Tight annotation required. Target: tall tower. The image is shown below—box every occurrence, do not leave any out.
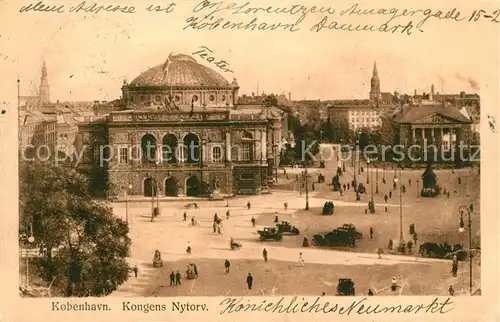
[369,61,381,102]
[39,61,50,105]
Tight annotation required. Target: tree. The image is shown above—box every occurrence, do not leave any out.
[320,117,335,142]
[263,94,278,107]
[20,160,131,297]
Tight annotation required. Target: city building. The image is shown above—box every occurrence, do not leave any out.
[19,109,57,156]
[77,53,286,198]
[390,103,473,163]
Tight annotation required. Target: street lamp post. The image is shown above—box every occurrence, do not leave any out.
[416,180,420,198]
[367,160,374,204]
[375,165,379,194]
[459,205,473,295]
[126,184,133,223]
[25,223,34,288]
[304,167,309,210]
[394,176,404,248]
[366,159,370,184]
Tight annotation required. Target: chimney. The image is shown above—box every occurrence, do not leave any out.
[288,92,291,101]
[430,84,435,101]
[414,89,417,96]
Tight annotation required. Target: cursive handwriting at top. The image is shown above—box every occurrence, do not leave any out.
[192,46,234,73]
[340,3,465,30]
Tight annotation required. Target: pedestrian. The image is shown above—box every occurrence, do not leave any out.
[340,189,343,196]
[226,210,230,220]
[186,241,191,254]
[451,263,458,277]
[458,177,461,184]
[389,190,392,199]
[217,224,222,235]
[413,232,418,244]
[408,178,411,186]
[133,265,138,278]
[321,292,326,296]
[384,194,388,203]
[365,208,368,214]
[393,181,397,190]
[169,271,175,286]
[284,202,288,211]
[347,183,350,190]
[263,248,268,262]
[312,182,315,191]
[183,212,187,221]
[194,203,199,209]
[175,270,181,286]
[224,259,230,274]
[299,252,304,266]
[377,247,383,259]
[193,263,198,277]
[213,222,217,233]
[246,273,253,290]
[368,289,374,296]
[391,277,397,291]
[343,184,346,191]
[247,201,251,210]
[369,227,374,239]
[449,285,455,296]
[251,217,256,227]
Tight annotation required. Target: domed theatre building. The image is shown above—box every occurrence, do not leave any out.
[77,53,287,198]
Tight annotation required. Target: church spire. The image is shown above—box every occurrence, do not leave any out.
[373,61,378,77]
[369,61,381,102]
[39,60,50,105]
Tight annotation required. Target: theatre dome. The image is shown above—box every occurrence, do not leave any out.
[130,54,230,87]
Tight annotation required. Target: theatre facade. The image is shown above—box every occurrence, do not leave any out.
[77,53,287,198]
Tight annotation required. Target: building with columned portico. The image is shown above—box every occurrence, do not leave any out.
[77,53,286,198]
[391,103,473,164]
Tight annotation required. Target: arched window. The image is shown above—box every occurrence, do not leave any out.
[141,134,157,164]
[183,133,200,164]
[162,134,178,164]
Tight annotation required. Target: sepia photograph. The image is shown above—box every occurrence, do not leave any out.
[1,0,499,320]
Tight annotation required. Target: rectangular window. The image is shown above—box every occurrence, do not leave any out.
[212,146,222,163]
[242,143,252,161]
[119,147,129,164]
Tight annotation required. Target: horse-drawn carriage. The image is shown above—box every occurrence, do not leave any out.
[153,250,163,268]
[336,278,355,296]
[257,227,283,241]
[276,221,300,235]
[357,183,366,194]
[186,263,198,280]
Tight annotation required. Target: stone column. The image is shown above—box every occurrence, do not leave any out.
[225,132,231,161]
[430,127,435,144]
[261,131,267,162]
[440,128,444,150]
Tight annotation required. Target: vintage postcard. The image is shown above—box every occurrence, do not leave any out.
[1,0,499,320]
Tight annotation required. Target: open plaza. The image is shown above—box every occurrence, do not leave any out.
[110,144,481,297]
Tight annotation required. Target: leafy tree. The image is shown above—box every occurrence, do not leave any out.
[263,94,278,107]
[320,117,335,142]
[20,160,131,297]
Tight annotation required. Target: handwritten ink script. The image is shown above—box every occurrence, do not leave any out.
[219,297,454,315]
[18,0,500,36]
[192,46,234,73]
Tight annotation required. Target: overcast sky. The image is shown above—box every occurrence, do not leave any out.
[1,0,496,104]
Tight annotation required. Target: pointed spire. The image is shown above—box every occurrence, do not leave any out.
[39,60,50,105]
[373,61,378,77]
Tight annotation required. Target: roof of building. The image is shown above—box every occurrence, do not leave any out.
[392,104,472,124]
[129,54,232,87]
